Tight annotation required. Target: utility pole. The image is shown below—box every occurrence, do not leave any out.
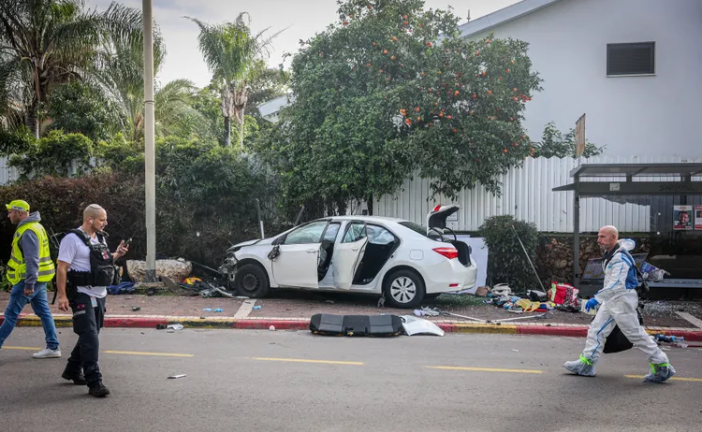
[143,0,157,282]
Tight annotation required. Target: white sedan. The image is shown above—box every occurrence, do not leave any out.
[219,205,478,308]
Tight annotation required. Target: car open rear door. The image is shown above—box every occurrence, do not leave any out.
[332,221,368,290]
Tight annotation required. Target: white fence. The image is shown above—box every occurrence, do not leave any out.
[373,156,702,233]
[0,156,18,185]
[4,154,699,233]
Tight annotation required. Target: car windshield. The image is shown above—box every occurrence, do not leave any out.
[398,221,429,238]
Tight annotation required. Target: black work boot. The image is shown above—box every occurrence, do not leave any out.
[62,370,88,385]
[88,381,111,398]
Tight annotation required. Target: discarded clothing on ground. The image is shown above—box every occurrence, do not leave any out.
[309,314,403,337]
[107,281,136,295]
[549,282,580,307]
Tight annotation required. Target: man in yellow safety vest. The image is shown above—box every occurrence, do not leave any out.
[0,200,61,360]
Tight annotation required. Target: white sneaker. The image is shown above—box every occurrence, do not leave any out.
[32,348,61,359]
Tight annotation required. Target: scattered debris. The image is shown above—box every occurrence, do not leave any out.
[168,374,186,379]
[269,325,276,331]
[107,282,136,295]
[401,315,444,337]
[512,349,519,353]
[325,300,335,304]
[377,297,385,308]
[413,306,440,317]
[253,305,262,310]
[214,308,223,313]
[203,308,212,312]
[131,306,141,312]
[167,324,184,331]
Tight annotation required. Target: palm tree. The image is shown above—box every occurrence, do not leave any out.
[187,13,282,147]
[0,1,142,138]
[93,9,205,141]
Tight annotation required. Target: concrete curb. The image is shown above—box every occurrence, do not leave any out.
[4,315,702,341]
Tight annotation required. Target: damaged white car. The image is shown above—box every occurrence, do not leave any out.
[220,205,478,309]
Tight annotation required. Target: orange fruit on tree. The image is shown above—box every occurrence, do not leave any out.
[392,36,397,42]
[454,90,459,96]
[403,15,408,19]
[487,90,492,95]
[342,21,349,26]
[475,51,480,56]
[503,149,508,153]
[415,107,421,112]
[383,49,388,54]
[505,68,510,73]
[404,21,409,25]
[391,56,396,60]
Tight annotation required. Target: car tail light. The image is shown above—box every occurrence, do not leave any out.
[433,247,458,260]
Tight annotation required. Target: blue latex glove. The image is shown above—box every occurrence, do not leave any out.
[585,298,599,313]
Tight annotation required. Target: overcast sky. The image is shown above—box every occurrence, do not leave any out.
[88,0,520,88]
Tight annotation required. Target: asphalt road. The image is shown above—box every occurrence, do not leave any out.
[1,327,701,432]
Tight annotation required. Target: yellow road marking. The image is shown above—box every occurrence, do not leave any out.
[2,346,40,351]
[104,350,193,357]
[625,375,702,383]
[427,366,543,374]
[254,357,364,366]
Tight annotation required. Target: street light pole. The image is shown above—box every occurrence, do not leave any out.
[143,0,157,282]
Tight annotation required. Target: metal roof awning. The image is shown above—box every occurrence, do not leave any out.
[553,163,702,196]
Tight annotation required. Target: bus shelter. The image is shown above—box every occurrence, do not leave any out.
[552,163,702,295]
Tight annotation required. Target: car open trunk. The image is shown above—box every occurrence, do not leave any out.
[427,205,471,266]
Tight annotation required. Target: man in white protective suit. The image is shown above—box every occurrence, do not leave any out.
[564,225,675,383]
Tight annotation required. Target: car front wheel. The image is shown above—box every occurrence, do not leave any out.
[234,263,270,298]
[383,269,425,309]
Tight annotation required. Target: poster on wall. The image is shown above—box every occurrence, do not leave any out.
[673,205,693,231]
[696,205,702,230]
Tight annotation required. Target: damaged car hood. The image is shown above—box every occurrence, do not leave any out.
[227,237,277,253]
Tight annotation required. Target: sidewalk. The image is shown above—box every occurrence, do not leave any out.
[2,291,702,340]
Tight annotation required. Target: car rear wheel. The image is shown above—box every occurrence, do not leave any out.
[383,269,425,309]
[234,263,270,298]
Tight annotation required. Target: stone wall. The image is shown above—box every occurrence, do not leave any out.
[535,234,653,284]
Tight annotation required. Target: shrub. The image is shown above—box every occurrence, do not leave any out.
[478,215,539,293]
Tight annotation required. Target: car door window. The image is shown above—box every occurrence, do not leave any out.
[366,225,396,245]
[342,222,367,243]
[283,221,329,245]
[322,222,341,243]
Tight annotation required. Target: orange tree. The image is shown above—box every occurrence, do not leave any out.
[257,0,541,210]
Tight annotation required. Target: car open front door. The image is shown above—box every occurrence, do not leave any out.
[332,221,368,290]
[271,220,329,288]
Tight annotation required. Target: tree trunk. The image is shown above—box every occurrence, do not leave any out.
[238,105,246,148]
[224,115,231,147]
[220,83,234,147]
[27,98,40,139]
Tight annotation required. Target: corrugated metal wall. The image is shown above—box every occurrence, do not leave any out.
[374,156,702,233]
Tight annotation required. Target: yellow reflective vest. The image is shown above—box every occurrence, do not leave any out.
[6,222,56,285]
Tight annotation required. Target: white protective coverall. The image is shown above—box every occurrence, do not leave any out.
[581,239,668,365]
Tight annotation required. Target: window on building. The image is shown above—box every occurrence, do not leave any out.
[607,42,655,76]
